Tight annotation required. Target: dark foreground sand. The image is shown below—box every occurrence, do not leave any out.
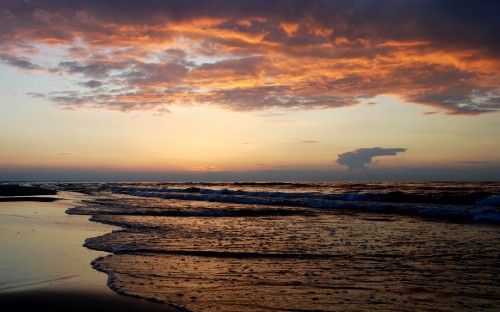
[0,191,182,312]
[0,289,180,312]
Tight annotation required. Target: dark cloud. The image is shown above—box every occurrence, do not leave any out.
[46,89,178,112]
[199,86,290,111]
[195,56,264,78]
[26,92,46,98]
[337,147,407,171]
[301,141,318,144]
[58,61,123,79]
[119,61,189,87]
[201,85,356,111]
[0,1,498,114]
[161,48,195,67]
[80,80,102,88]
[404,85,500,115]
[0,54,40,70]
[3,0,498,50]
[47,91,94,109]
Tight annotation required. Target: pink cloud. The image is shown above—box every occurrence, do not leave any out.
[1,0,498,115]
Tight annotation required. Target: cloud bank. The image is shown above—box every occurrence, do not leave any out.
[336,147,407,171]
[0,0,499,114]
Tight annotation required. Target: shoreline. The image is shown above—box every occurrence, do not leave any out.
[0,191,182,311]
[0,196,59,202]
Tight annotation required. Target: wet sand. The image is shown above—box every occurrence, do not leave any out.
[0,192,182,311]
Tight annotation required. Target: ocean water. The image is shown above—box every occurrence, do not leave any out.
[54,181,499,311]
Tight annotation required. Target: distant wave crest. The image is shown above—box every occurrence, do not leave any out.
[103,185,500,224]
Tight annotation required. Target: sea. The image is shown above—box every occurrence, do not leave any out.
[46,181,500,311]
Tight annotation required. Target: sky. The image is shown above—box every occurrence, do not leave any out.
[0,0,499,182]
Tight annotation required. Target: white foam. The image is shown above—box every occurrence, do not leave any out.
[476,195,500,207]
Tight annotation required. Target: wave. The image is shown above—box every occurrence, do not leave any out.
[112,185,499,206]
[86,243,410,260]
[109,186,500,224]
[66,199,309,219]
[476,195,500,207]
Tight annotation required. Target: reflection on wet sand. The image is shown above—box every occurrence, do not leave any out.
[0,193,180,311]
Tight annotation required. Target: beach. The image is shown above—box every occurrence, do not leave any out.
[1,182,499,311]
[66,182,500,311]
[0,191,181,312]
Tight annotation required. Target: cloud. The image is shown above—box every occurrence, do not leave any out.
[185,166,221,172]
[0,54,40,70]
[301,141,318,144]
[0,1,498,114]
[26,92,46,98]
[79,80,102,88]
[336,147,407,171]
[118,61,189,87]
[57,60,128,79]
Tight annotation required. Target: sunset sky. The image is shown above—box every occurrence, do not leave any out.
[1,0,499,181]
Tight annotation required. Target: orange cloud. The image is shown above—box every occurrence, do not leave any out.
[1,0,498,115]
